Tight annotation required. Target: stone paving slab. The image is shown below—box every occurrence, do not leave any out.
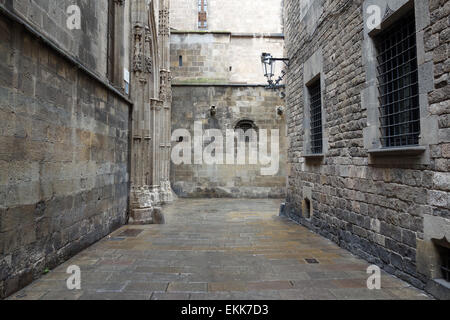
[8,199,432,300]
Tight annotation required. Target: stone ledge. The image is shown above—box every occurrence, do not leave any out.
[303,153,325,159]
[368,146,426,156]
[171,30,285,39]
[425,279,450,300]
[172,83,270,87]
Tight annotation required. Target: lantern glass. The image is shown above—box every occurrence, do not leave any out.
[269,59,275,81]
[261,53,275,82]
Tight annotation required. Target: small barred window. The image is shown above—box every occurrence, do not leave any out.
[308,79,323,154]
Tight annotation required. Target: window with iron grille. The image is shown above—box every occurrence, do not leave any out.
[198,0,208,29]
[376,12,420,148]
[440,246,450,282]
[308,79,323,154]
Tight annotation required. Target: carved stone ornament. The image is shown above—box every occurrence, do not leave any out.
[133,25,153,74]
[159,70,172,102]
[159,8,170,36]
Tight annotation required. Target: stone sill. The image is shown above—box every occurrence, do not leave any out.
[303,153,325,159]
[426,278,450,300]
[368,146,426,156]
[172,83,270,87]
[171,30,285,39]
[171,30,231,34]
[434,278,450,289]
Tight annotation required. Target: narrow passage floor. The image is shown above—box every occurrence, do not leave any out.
[10,199,431,300]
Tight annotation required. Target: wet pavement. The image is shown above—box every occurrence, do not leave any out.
[8,199,431,300]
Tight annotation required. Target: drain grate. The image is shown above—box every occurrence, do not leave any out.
[117,229,143,237]
[305,258,319,264]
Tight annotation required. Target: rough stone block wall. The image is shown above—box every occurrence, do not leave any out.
[169,0,198,31]
[207,0,284,34]
[169,0,284,34]
[428,0,450,175]
[0,15,130,298]
[284,0,449,292]
[170,33,285,85]
[171,33,231,83]
[2,0,109,76]
[171,85,287,198]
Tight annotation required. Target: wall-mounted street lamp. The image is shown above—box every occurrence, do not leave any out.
[210,105,216,117]
[261,52,289,92]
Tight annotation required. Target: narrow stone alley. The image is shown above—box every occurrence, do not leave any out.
[9,199,431,300]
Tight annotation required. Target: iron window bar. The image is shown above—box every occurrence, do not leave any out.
[376,11,420,148]
[378,79,419,99]
[308,80,323,154]
[377,64,418,88]
[376,34,417,65]
[376,47,417,70]
[442,247,450,282]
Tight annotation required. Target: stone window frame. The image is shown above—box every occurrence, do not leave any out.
[233,119,259,144]
[307,78,323,154]
[362,0,438,165]
[234,119,258,132]
[198,0,208,29]
[302,48,328,159]
[107,0,126,88]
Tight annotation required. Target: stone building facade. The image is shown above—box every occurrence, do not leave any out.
[169,0,287,198]
[0,0,172,298]
[283,0,449,298]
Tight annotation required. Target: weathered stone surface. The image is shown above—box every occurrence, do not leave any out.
[8,0,109,76]
[171,0,284,34]
[152,207,165,225]
[169,0,286,199]
[171,86,286,198]
[283,0,450,297]
[1,0,173,299]
[0,4,132,298]
[7,199,431,300]
[170,32,284,84]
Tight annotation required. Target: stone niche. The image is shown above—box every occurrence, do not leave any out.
[417,215,450,299]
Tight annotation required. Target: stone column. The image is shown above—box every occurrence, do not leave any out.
[150,97,162,204]
[129,0,172,224]
[158,0,174,203]
[129,0,162,224]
